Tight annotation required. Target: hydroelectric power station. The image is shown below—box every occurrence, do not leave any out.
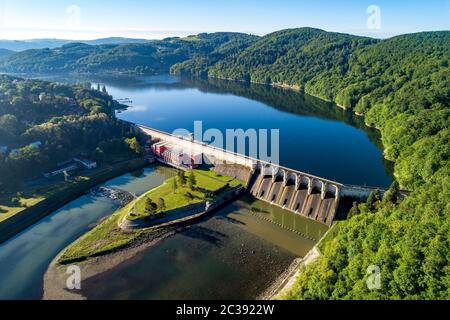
[136,124,387,226]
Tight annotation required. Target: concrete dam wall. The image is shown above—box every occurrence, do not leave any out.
[249,171,339,226]
[212,163,253,186]
[136,124,388,227]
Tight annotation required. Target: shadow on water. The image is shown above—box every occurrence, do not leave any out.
[182,225,228,247]
[78,193,330,300]
[0,73,396,299]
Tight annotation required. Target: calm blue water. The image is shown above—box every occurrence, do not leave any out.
[107,75,392,187]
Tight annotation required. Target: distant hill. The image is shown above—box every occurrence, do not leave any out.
[0,48,14,58]
[0,37,150,51]
[0,32,258,74]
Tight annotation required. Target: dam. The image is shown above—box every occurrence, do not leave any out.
[136,124,386,226]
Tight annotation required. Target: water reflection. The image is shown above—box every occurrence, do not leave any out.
[25,73,393,186]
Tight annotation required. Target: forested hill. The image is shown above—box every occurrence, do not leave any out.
[188,28,450,189]
[0,32,258,74]
[0,75,142,190]
[0,37,151,52]
[0,49,14,58]
[180,28,450,299]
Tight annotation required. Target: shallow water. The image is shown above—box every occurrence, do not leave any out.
[80,197,328,300]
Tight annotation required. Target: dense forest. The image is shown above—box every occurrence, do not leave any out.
[178,28,449,299]
[197,28,448,300]
[0,33,257,75]
[0,28,448,299]
[0,75,141,191]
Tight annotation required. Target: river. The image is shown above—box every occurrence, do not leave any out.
[0,166,176,299]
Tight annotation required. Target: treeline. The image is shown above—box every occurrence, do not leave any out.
[0,27,448,298]
[0,33,258,75]
[0,75,141,191]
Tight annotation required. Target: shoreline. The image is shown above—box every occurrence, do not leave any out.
[39,74,386,300]
[259,247,320,300]
[43,227,176,300]
[261,222,339,299]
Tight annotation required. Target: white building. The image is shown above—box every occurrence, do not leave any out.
[44,164,78,178]
[74,158,97,170]
[30,141,42,149]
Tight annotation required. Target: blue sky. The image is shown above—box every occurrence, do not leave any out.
[0,0,449,40]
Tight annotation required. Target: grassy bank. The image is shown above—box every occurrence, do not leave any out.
[130,169,244,220]
[0,158,148,244]
[58,168,244,264]
[58,201,161,264]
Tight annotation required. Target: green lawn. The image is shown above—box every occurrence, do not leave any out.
[131,177,207,219]
[130,169,244,220]
[0,181,68,222]
[195,168,244,188]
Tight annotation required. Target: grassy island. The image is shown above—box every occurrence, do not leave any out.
[58,168,244,264]
[128,169,244,221]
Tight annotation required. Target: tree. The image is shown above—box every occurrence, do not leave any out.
[125,137,143,155]
[187,171,197,189]
[102,85,107,94]
[178,171,187,186]
[0,114,20,141]
[145,198,157,215]
[366,189,382,212]
[94,147,105,161]
[383,181,400,204]
[157,198,166,211]
[347,202,360,219]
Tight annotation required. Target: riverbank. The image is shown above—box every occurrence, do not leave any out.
[43,190,243,299]
[44,195,312,300]
[259,222,340,300]
[0,158,148,245]
[56,168,244,264]
[44,227,176,300]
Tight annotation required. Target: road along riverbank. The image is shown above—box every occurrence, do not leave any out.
[0,158,149,245]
